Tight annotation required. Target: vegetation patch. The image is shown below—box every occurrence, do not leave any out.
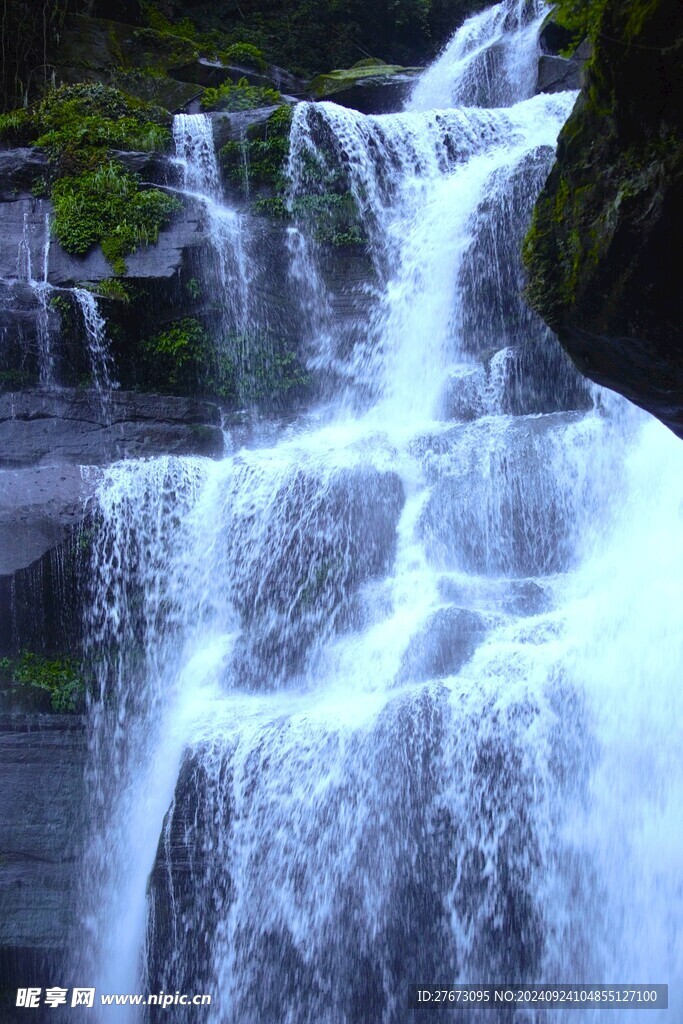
[0,84,180,275]
[52,162,180,275]
[0,652,85,713]
[0,83,171,170]
[201,77,281,112]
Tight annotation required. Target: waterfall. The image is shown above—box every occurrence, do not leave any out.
[80,2,682,1021]
[172,113,253,345]
[72,288,115,396]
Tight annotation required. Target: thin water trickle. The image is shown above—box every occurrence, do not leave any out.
[78,2,682,1021]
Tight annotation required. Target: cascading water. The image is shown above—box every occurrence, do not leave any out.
[172,113,253,345]
[1,207,114,392]
[72,288,115,396]
[78,2,682,1021]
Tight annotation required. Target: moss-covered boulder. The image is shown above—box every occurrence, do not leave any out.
[524,0,683,436]
[310,58,420,113]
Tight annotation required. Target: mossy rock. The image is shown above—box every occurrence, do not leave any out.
[310,59,416,98]
[523,0,683,436]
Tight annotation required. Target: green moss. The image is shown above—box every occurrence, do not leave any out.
[52,162,180,274]
[0,652,85,713]
[552,0,608,47]
[201,77,280,112]
[310,59,409,98]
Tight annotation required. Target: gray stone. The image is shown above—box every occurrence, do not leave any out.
[0,198,205,286]
[168,59,308,97]
[536,54,583,94]
[110,148,170,184]
[0,150,49,202]
[397,606,486,684]
[208,107,282,149]
[439,365,488,421]
[0,464,97,576]
[0,388,224,469]
[0,714,86,950]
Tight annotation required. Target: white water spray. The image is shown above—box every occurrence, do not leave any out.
[80,3,682,1021]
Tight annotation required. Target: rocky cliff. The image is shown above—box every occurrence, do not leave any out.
[524,0,683,436]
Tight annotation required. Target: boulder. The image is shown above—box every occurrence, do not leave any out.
[168,59,307,97]
[396,606,486,684]
[538,16,575,55]
[535,54,583,94]
[0,464,96,577]
[208,107,282,149]
[524,0,683,436]
[0,388,224,469]
[310,60,420,114]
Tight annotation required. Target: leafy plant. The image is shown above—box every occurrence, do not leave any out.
[51,162,180,274]
[220,43,268,70]
[94,279,132,303]
[142,317,210,390]
[201,77,281,112]
[220,104,292,191]
[1,652,85,713]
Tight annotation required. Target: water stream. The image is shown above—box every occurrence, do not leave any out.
[76,2,683,1020]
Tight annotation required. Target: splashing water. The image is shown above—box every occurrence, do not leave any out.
[72,289,116,396]
[78,3,683,1021]
[173,113,253,340]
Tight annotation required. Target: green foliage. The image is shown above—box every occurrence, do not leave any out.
[552,0,608,46]
[201,77,281,112]
[142,317,215,391]
[94,279,132,303]
[220,43,268,70]
[240,348,310,401]
[223,104,364,246]
[51,162,180,274]
[186,278,201,300]
[0,652,85,713]
[220,104,292,191]
[0,84,170,160]
[142,3,199,41]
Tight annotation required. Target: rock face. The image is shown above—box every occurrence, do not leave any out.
[0,464,95,578]
[0,714,87,1015]
[524,0,683,436]
[0,389,223,653]
[0,388,224,468]
[0,197,205,285]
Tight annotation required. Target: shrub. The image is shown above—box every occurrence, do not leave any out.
[221,43,268,70]
[52,162,180,274]
[201,77,280,112]
[0,652,85,713]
